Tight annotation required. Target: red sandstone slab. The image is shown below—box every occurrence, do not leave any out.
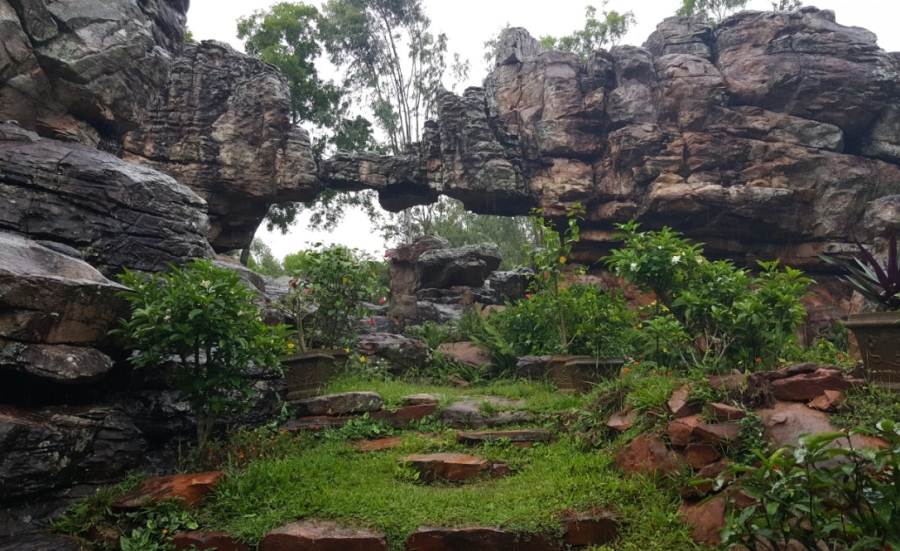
[113,471,224,510]
[353,436,404,452]
[406,527,560,551]
[398,453,489,482]
[679,496,726,547]
[259,520,387,551]
[666,415,703,448]
[292,392,384,416]
[606,409,638,432]
[560,510,620,547]
[370,404,438,428]
[705,402,746,422]
[613,433,683,477]
[280,415,358,432]
[173,530,250,551]
[807,389,845,412]
[667,385,701,417]
[683,443,722,470]
[769,369,863,402]
[692,422,741,445]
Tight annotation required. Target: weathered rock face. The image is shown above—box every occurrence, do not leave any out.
[0,0,188,146]
[0,232,128,345]
[0,124,213,275]
[320,8,900,271]
[122,41,322,252]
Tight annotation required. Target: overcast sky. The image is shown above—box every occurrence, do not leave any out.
[185,0,900,258]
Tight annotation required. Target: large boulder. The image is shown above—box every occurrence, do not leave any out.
[417,243,502,289]
[0,0,188,145]
[0,405,146,500]
[122,41,321,252]
[0,232,128,344]
[0,124,213,275]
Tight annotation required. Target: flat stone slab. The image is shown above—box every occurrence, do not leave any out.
[456,429,553,447]
[370,403,438,428]
[769,369,863,402]
[398,453,489,482]
[280,416,357,432]
[606,409,638,432]
[439,397,527,428]
[172,530,250,551]
[113,471,224,510]
[705,402,746,422]
[259,520,387,551]
[406,527,560,551]
[403,393,439,406]
[292,392,383,416]
[352,436,404,452]
[560,510,620,547]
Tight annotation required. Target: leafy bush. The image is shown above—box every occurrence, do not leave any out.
[282,244,385,349]
[115,260,288,446]
[605,221,812,372]
[719,422,900,550]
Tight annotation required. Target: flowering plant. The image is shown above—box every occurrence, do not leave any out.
[281,243,386,350]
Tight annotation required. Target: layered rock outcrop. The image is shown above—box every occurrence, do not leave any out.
[122,41,322,252]
[321,8,900,270]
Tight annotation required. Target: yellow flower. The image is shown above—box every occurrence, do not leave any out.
[287,342,295,349]
[344,347,350,354]
[342,277,349,284]
[559,256,567,264]
[359,355,367,363]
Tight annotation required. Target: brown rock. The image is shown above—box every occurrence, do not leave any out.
[757,402,881,452]
[292,392,384,417]
[352,436,404,452]
[678,496,726,546]
[172,530,249,551]
[259,520,387,551]
[280,416,358,432]
[681,460,731,500]
[403,394,439,406]
[398,453,490,482]
[560,510,620,547]
[666,415,703,447]
[692,422,741,445]
[606,408,638,432]
[683,443,722,470]
[113,471,225,510]
[705,402,747,422]
[370,404,438,428]
[807,389,846,412]
[490,462,513,478]
[769,369,862,402]
[614,433,682,477]
[447,375,471,388]
[435,342,492,368]
[668,385,701,417]
[405,527,559,551]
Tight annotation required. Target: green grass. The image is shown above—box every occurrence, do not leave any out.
[201,434,700,550]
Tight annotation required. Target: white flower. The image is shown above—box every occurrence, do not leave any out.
[672,255,681,263]
[630,262,638,271]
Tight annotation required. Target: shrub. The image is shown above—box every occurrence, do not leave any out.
[115,259,288,446]
[605,221,812,372]
[719,422,900,550]
[282,244,385,349]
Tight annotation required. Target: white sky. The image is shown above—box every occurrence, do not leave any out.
[186,0,900,259]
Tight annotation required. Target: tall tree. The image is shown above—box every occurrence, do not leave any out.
[319,0,468,154]
[676,0,749,23]
[772,0,802,11]
[539,2,636,60]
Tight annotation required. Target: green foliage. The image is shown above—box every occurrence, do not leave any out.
[832,385,900,435]
[676,0,748,23]
[605,221,812,372]
[184,28,195,44]
[772,0,802,11]
[482,23,511,70]
[282,244,385,349]
[114,260,289,446]
[719,422,900,550]
[539,2,636,59]
[407,321,458,349]
[245,238,285,277]
[319,0,468,153]
[119,501,199,551]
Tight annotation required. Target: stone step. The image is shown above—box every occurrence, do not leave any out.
[398,453,490,482]
[405,527,560,551]
[560,510,620,547]
[352,436,404,452]
[173,530,249,551]
[291,392,384,416]
[370,403,438,428]
[456,429,553,447]
[113,471,224,510]
[280,415,357,432]
[259,520,387,551]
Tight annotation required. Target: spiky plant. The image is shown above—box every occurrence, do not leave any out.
[821,236,900,311]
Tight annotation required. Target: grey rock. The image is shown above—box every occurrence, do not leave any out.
[0,125,214,275]
[417,243,502,289]
[489,270,533,301]
[0,342,113,384]
[357,333,431,375]
[291,392,384,417]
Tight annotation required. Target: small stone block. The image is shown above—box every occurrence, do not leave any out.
[490,462,512,478]
[666,415,702,448]
[280,416,357,432]
[405,526,560,551]
[292,392,384,416]
[807,389,845,412]
[113,471,224,510]
[606,408,637,432]
[398,453,489,482]
[561,510,620,547]
[692,421,741,445]
[667,385,701,417]
[683,443,722,470]
[403,394,439,406]
[259,520,387,551]
[353,436,404,452]
[370,404,438,428]
[705,402,746,422]
[456,429,553,446]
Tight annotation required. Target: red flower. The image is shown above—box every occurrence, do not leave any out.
[542,271,549,279]
[289,280,298,288]
[384,252,391,258]
[378,297,386,304]
[369,318,376,325]
[525,293,531,299]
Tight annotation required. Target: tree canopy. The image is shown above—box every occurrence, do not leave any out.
[539,2,636,59]
[675,0,749,23]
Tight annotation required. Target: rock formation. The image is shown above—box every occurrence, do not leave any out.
[321,8,900,271]
[122,41,322,252]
